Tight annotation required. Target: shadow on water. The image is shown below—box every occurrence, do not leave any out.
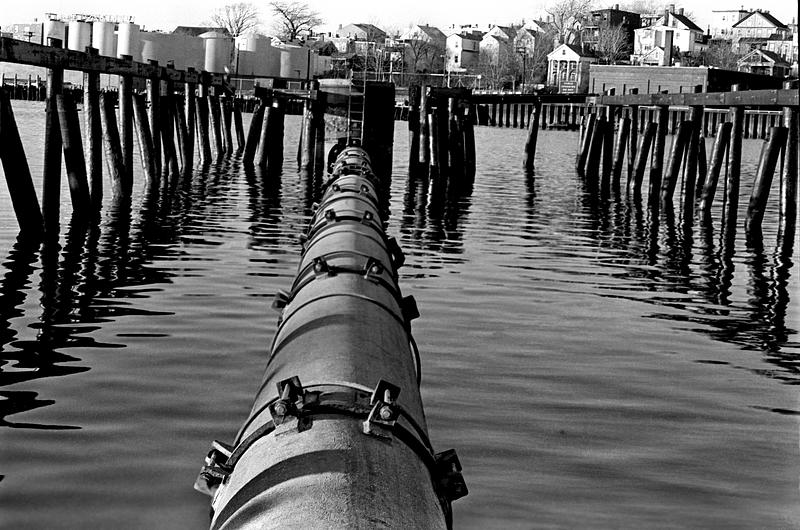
[0,156,254,430]
[574,174,798,384]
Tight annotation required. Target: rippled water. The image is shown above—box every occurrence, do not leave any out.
[1,101,798,529]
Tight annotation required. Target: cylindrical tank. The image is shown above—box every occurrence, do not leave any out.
[67,21,91,52]
[196,146,467,528]
[235,33,259,52]
[44,20,66,46]
[117,22,141,61]
[140,34,160,64]
[201,31,231,73]
[92,21,116,57]
[280,45,310,79]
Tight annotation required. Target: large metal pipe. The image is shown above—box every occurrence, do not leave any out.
[196,144,466,529]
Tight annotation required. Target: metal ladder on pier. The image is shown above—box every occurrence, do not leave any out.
[347,78,365,142]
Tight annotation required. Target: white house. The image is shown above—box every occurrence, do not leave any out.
[731,10,790,40]
[446,32,481,71]
[633,7,706,59]
[546,43,596,93]
[708,9,749,39]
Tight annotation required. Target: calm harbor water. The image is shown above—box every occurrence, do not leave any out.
[0,101,798,529]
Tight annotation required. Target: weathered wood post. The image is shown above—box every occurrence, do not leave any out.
[361,81,395,189]
[463,104,476,182]
[147,61,162,176]
[778,81,798,248]
[408,85,421,174]
[313,98,326,178]
[628,88,639,181]
[299,99,315,172]
[447,97,464,181]
[745,126,788,235]
[683,87,704,221]
[255,104,272,168]
[0,89,43,235]
[629,122,656,198]
[602,103,616,191]
[208,94,224,156]
[118,60,134,187]
[698,122,732,215]
[222,97,234,154]
[612,115,631,190]
[419,86,430,166]
[724,85,744,233]
[56,93,92,213]
[83,56,103,211]
[428,111,439,175]
[523,98,541,172]
[196,89,213,163]
[174,97,191,173]
[42,37,64,235]
[660,120,692,207]
[160,92,180,177]
[648,105,670,211]
[99,91,127,197]
[185,75,197,164]
[585,116,606,186]
[131,93,158,183]
[576,112,596,173]
[233,100,245,153]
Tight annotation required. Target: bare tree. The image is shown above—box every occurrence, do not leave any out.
[207,3,260,37]
[701,41,742,70]
[404,39,445,73]
[595,24,630,64]
[546,0,592,45]
[269,0,322,42]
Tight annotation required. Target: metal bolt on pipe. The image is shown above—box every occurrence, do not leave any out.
[195,143,467,529]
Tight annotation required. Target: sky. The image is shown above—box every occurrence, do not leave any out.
[0,0,797,35]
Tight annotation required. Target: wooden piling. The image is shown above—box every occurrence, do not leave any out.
[660,120,693,206]
[208,95,224,156]
[313,100,326,178]
[682,103,703,220]
[131,93,157,183]
[630,122,656,197]
[418,86,430,166]
[233,101,245,153]
[119,73,134,186]
[447,98,464,180]
[523,99,541,172]
[779,84,798,241]
[698,122,732,215]
[612,117,631,190]
[361,82,395,186]
[299,101,315,172]
[222,98,234,154]
[408,85,421,173]
[576,112,596,172]
[174,97,191,173]
[601,107,615,191]
[146,66,162,176]
[745,126,788,234]
[56,93,92,213]
[0,88,43,235]
[185,80,196,163]
[42,38,64,235]
[724,88,745,232]
[434,101,450,176]
[585,118,606,185]
[160,95,180,177]
[463,105,476,182]
[99,91,127,197]
[255,106,272,168]
[195,95,212,163]
[84,70,102,210]
[648,105,669,210]
[629,103,639,181]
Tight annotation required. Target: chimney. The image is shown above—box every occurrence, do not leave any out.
[678,8,684,15]
[614,3,619,9]
[662,30,674,66]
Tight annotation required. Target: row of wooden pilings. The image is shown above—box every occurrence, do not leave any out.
[573,83,798,243]
[405,86,478,185]
[0,39,341,240]
[396,96,788,140]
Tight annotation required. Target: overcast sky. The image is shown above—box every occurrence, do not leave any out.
[0,0,797,35]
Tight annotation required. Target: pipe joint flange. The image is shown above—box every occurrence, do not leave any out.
[193,440,234,497]
[269,376,318,427]
[434,449,469,502]
[362,379,401,439]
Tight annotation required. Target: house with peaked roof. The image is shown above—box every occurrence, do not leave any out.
[731,10,790,40]
[446,32,481,71]
[400,24,447,73]
[479,25,519,65]
[580,5,641,54]
[337,23,386,43]
[737,48,791,77]
[633,6,706,61]
[708,9,750,39]
[546,43,596,93]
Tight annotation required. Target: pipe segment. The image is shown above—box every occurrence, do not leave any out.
[196,145,466,529]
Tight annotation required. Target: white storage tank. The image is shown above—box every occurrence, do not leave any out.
[280,45,309,79]
[67,21,91,52]
[117,22,141,61]
[44,19,66,46]
[92,21,116,57]
[201,31,232,73]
